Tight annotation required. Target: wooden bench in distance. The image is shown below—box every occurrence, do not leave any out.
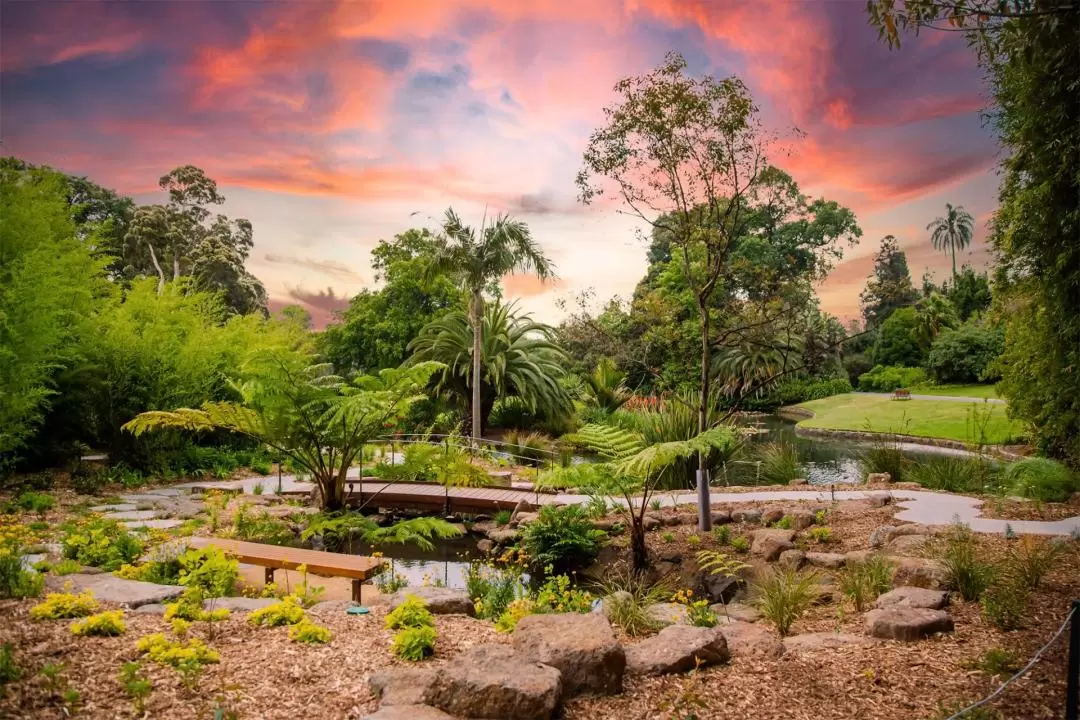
[187,537,384,603]
[893,388,912,400]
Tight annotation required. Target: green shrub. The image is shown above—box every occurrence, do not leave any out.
[751,567,820,637]
[0,643,21,694]
[392,626,436,661]
[840,556,893,611]
[532,571,594,615]
[535,462,616,491]
[30,591,99,620]
[465,562,522,620]
[502,431,554,467]
[712,525,731,544]
[521,504,606,573]
[926,323,1004,384]
[1006,536,1063,590]
[872,308,924,368]
[981,576,1028,631]
[70,610,126,636]
[860,443,910,484]
[756,442,802,485]
[118,662,152,715]
[7,491,55,514]
[494,598,535,633]
[136,633,219,687]
[385,595,434,630]
[773,378,853,405]
[592,567,668,637]
[493,510,512,527]
[908,456,1002,494]
[673,589,716,628]
[248,596,305,627]
[0,547,44,599]
[808,527,834,544]
[49,559,82,576]
[858,364,928,392]
[1003,457,1077,503]
[288,619,332,644]
[730,536,750,553]
[61,517,144,571]
[773,515,794,530]
[971,647,1020,676]
[164,587,230,622]
[177,546,238,598]
[937,524,995,601]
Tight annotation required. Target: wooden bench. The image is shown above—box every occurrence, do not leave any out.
[187,537,385,603]
[893,388,911,400]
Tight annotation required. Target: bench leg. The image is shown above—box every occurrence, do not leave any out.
[265,568,275,586]
[351,579,362,604]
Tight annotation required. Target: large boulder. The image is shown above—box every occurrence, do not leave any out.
[696,570,740,604]
[870,524,931,549]
[369,668,439,707]
[731,508,762,525]
[791,511,817,531]
[874,587,949,611]
[625,625,729,676]
[888,535,930,554]
[389,587,475,616]
[762,508,785,526]
[718,622,785,659]
[805,552,846,570]
[710,510,732,525]
[426,645,562,720]
[360,706,455,720]
[750,529,796,561]
[512,613,624,697]
[487,528,521,545]
[777,549,806,571]
[890,558,948,590]
[46,574,184,608]
[864,607,954,641]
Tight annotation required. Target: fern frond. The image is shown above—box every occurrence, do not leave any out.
[696,550,749,578]
[363,517,464,552]
[561,424,645,460]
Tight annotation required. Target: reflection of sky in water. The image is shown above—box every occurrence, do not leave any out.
[379,557,472,589]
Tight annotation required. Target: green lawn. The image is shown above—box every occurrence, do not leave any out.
[795,393,1025,444]
[909,384,999,399]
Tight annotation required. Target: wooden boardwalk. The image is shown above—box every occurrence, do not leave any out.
[187,536,384,602]
[346,480,562,515]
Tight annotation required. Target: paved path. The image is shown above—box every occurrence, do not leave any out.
[166,475,1080,538]
[860,392,1005,404]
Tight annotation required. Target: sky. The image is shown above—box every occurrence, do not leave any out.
[0,0,1000,328]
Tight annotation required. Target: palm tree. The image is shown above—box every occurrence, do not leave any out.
[913,292,959,349]
[408,301,572,436]
[584,357,632,413]
[926,203,975,280]
[425,209,554,443]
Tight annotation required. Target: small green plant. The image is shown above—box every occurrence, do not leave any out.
[520,504,606,573]
[136,633,219,689]
[649,498,663,512]
[840,556,894,612]
[662,532,675,543]
[981,576,1028,631]
[696,550,749,579]
[0,546,44,599]
[936,523,995,602]
[814,509,828,525]
[392,625,436,661]
[493,510,512,526]
[50,558,83,575]
[118,661,153,715]
[9,491,55,514]
[61,517,144,571]
[248,595,306,627]
[466,561,523,620]
[494,598,535,633]
[165,587,231,622]
[592,566,667,637]
[712,525,731,544]
[288,619,332,644]
[584,493,609,519]
[30,590,99,620]
[970,647,1020,677]
[71,610,126,636]
[687,535,701,545]
[773,515,794,530]
[752,566,820,637]
[756,442,802,485]
[231,503,294,545]
[672,589,716,627]
[1006,536,1063,590]
[178,546,239,598]
[532,570,594,614]
[375,570,409,594]
[0,643,20,695]
[730,536,750,553]
[252,482,264,496]
[808,526,834,544]
[385,595,434,630]
[170,618,191,637]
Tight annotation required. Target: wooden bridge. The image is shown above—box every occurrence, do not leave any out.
[344,480,564,515]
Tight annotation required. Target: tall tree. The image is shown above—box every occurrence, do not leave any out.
[945,266,992,321]
[913,292,960,350]
[859,235,920,327]
[578,53,858,529]
[926,203,975,279]
[868,1,1080,466]
[425,209,554,444]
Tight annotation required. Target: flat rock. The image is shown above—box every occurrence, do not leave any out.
[866,473,892,483]
[718,622,785,659]
[131,603,167,615]
[709,602,760,623]
[791,511,817,531]
[642,516,661,530]
[512,613,624,696]
[805,552,846,569]
[203,597,278,612]
[890,558,948,590]
[487,528,521,544]
[783,632,877,653]
[625,625,729,676]
[389,587,475,616]
[874,586,949,611]
[866,492,891,508]
[762,508,785,526]
[711,510,731,525]
[360,706,455,720]
[122,518,183,530]
[865,607,954,641]
[750,529,795,561]
[477,539,495,554]
[46,574,184,608]
[888,535,929,554]
[103,510,161,521]
[427,645,562,720]
[89,504,137,513]
[646,602,691,626]
[870,524,930,549]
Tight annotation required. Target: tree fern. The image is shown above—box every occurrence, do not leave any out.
[365,517,464,552]
[561,423,645,460]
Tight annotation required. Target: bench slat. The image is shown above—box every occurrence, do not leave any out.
[187,537,384,581]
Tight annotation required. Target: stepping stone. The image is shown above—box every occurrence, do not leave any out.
[513,613,623,696]
[874,587,949,611]
[122,519,183,530]
[45,574,184,608]
[646,602,691,627]
[104,510,161,521]
[389,587,475,616]
[89,504,137,513]
[360,707,455,720]
[783,632,877,653]
[864,607,954,641]
[118,495,176,506]
[718,621,785,659]
[625,625,729,676]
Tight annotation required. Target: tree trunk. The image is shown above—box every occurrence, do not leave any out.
[630,519,648,572]
[146,242,166,295]
[471,290,483,447]
[319,468,348,512]
[951,245,957,281]
[696,299,712,532]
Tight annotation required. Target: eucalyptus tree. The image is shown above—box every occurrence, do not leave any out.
[926,203,975,280]
[408,301,572,436]
[424,209,555,443]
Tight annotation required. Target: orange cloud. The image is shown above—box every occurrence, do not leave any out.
[502,273,560,299]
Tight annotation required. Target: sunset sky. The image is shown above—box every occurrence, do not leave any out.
[0,0,999,327]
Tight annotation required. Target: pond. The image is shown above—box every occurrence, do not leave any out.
[349,535,486,590]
